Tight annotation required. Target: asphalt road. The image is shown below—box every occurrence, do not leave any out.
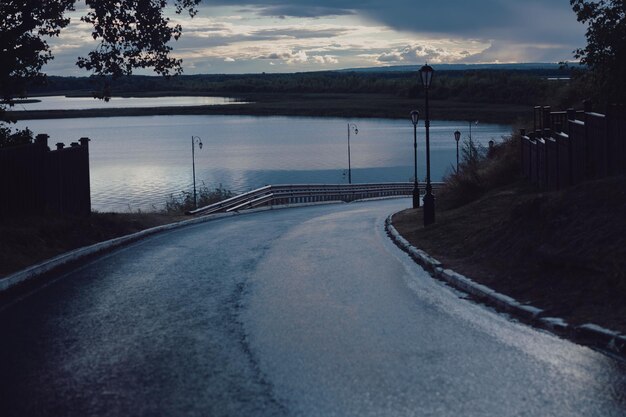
[1,199,625,417]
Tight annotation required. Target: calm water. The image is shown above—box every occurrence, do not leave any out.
[11,95,243,111]
[16,115,511,212]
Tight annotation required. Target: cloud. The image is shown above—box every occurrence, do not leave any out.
[224,57,236,62]
[254,5,355,18]
[258,49,309,64]
[313,55,339,64]
[202,0,584,44]
[376,45,469,65]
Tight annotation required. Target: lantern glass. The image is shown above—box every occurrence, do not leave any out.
[454,130,461,141]
[419,64,434,89]
[410,110,419,126]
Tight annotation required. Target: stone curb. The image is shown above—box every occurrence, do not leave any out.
[385,215,626,360]
[0,199,350,297]
[0,211,238,295]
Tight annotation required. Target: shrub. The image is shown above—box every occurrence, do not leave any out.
[0,126,33,148]
[164,184,234,214]
[438,132,521,210]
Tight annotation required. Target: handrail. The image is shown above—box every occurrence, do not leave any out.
[187,182,444,216]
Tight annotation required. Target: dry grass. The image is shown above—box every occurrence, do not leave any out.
[393,176,626,333]
[0,212,184,277]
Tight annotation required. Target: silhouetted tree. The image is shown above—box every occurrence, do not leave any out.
[0,0,200,138]
[571,0,626,103]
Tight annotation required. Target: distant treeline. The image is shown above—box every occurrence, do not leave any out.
[28,67,585,108]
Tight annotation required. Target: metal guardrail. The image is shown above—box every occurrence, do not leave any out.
[186,182,444,216]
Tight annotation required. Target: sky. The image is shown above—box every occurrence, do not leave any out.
[46,0,587,76]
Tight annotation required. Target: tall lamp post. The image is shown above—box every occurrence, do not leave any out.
[410,110,420,208]
[469,120,478,162]
[347,123,358,184]
[419,64,435,226]
[191,135,203,209]
[454,130,461,173]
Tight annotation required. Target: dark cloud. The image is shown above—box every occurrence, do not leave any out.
[250,28,352,39]
[255,5,355,18]
[200,0,585,44]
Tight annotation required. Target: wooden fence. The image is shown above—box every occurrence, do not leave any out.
[0,134,91,216]
[521,102,626,190]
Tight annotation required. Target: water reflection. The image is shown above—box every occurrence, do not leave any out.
[12,95,244,111]
[15,115,511,212]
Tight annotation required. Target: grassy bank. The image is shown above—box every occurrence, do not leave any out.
[392,138,626,333]
[6,93,529,125]
[0,212,184,278]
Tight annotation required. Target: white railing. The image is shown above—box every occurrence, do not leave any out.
[187,182,444,216]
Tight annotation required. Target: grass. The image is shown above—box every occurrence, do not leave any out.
[0,211,185,277]
[393,134,626,333]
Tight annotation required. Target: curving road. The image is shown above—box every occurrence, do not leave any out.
[1,199,625,417]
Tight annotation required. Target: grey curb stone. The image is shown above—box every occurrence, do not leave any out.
[385,214,625,360]
[0,211,237,294]
[0,199,356,295]
[0,199,359,296]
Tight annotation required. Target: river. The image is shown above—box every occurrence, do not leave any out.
[13,98,511,212]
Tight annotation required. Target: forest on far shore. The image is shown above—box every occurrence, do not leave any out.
[25,66,587,110]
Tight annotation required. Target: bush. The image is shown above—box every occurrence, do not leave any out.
[438,133,521,210]
[0,126,33,148]
[164,184,234,214]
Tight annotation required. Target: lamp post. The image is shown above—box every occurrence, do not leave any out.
[454,130,461,173]
[191,135,203,209]
[410,110,420,208]
[347,123,358,184]
[469,120,478,162]
[419,64,435,226]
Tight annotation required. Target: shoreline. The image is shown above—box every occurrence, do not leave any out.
[4,93,528,125]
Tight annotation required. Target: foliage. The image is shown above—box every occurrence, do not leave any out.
[0,0,74,103]
[570,0,626,104]
[77,0,201,81]
[438,133,521,210]
[1,0,199,104]
[1,0,200,135]
[0,127,33,149]
[164,184,234,214]
[29,68,583,108]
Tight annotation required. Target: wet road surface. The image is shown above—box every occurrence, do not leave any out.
[1,199,625,416]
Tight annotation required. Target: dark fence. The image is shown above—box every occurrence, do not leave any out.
[521,103,626,190]
[0,134,91,216]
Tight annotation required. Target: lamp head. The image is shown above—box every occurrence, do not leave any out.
[410,110,419,126]
[419,64,434,89]
[454,130,461,141]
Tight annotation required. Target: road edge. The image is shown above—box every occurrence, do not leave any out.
[385,214,626,361]
[0,200,348,299]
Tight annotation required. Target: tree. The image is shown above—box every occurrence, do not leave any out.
[570,0,626,104]
[0,0,200,103]
[0,0,200,146]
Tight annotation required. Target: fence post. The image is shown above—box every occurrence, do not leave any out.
[534,106,540,137]
[542,106,552,138]
[566,108,576,185]
[520,129,526,176]
[583,100,592,179]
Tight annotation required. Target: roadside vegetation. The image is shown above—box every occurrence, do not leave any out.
[0,184,236,277]
[393,134,626,333]
[164,184,234,214]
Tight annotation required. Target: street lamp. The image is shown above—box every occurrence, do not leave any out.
[469,120,478,162]
[419,64,435,226]
[454,130,461,173]
[191,135,203,209]
[347,123,358,184]
[410,110,420,208]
